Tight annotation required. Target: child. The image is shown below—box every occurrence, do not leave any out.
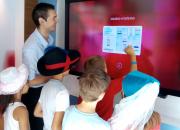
[34,47,80,130]
[78,45,137,120]
[0,64,30,130]
[62,69,111,130]
[109,70,160,130]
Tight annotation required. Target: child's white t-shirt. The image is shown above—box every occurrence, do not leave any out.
[3,102,26,130]
[62,106,111,130]
[39,79,69,130]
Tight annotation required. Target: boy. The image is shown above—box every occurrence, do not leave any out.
[34,47,80,130]
[62,69,111,130]
[78,45,137,120]
[22,3,57,130]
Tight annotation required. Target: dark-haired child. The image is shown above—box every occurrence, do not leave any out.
[34,47,80,130]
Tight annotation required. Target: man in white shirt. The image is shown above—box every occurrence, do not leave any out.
[22,3,57,130]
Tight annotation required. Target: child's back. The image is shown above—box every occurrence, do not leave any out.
[4,102,26,130]
[63,106,110,130]
[39,79,69,130]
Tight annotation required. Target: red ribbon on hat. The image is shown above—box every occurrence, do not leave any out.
[45,56,79,71]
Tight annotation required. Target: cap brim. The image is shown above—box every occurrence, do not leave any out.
[67,50,80,66]
[122,70,160,97]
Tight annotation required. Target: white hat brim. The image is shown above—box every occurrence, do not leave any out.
[0,64,28,95]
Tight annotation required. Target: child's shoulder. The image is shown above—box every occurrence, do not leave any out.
[44,79,65,90]
[64,105,76,115]
[66,105,75,111]
[46,79,64,87]
[13,102,28,121]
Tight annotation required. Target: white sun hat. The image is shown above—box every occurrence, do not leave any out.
[0,64,28,95]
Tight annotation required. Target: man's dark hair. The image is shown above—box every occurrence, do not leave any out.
[32,3,55,27]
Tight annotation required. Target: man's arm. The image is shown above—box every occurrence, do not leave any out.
[28,75,50,87]
[22,49,51,87]
[51,112,64,130]
[124,45,137,71]
[34,102,43,118]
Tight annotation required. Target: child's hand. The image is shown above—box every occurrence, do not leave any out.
[124,45,135,56]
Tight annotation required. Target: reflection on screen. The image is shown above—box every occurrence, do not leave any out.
[68,0,180,92]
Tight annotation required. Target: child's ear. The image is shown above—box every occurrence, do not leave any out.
[104,62,108,73]
[97,92,105,102]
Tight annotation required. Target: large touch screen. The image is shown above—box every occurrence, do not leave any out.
[66,0,180,94]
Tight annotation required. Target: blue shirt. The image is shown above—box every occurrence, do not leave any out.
[22,29,54,88]
[62,106,111,130]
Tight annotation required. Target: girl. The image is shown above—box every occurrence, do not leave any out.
[0,64,30,130]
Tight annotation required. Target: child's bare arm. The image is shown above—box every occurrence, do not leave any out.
[124,45,137,71]
[0,114,4,130]
[51,112,64,130]
[14,106,30,130]
[34,102,43,118]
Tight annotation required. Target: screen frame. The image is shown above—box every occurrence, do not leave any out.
[65,0,180,97]
[65,0,93,50]
[65,0,93,76]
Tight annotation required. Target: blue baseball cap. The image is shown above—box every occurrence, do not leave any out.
[122,70,160,97]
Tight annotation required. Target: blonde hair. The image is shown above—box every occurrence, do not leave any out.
[79,69,110,102]
[144,111,161,130]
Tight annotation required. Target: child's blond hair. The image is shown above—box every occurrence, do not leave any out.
[79,69,110,102]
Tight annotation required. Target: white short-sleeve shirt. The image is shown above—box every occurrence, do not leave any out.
[39,79,69,130]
